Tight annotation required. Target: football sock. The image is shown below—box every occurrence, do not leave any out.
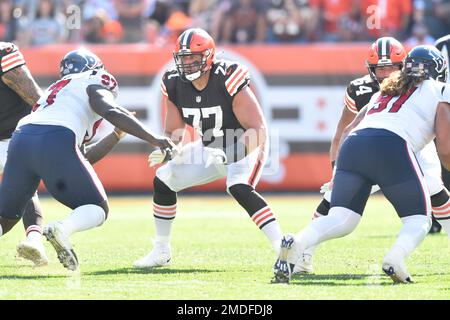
[431,189,450,237]
[290,207,361,264]
[59,204,106,236]
[153,203,176,243]
[228,184,282,253]
[153,177,177,243]
[22,194,43,232]
[0,224,3,237]
[302,205,327,257]
[388,214,430,260]
[26,225,42,243]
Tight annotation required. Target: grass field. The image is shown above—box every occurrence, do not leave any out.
[0,194,449,300]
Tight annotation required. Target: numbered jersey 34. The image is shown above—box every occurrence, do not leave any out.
[356,79,450,152]
[17,69,118,146]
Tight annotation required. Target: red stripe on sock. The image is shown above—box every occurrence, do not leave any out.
[252,208,270,221]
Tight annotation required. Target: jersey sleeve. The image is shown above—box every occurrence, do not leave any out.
[344,83,358,114]
[224,62,250,97]
[0,43,26,77]
[87,69,119,98]
[161,69,178,104]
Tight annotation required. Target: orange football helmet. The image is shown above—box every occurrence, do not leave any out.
[366,37,406,83]
[173,28,216,82]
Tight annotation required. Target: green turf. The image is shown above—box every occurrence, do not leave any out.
[0,195,448,300]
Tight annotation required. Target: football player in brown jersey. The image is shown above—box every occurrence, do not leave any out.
[133,28,283,268]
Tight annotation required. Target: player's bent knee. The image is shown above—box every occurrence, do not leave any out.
[227,183,254,200]
[0,216,21,235]
[98,200,109,220]
[328,207,361,236]
[154,176,176,205]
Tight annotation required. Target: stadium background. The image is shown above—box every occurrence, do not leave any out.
[2,0,449,192]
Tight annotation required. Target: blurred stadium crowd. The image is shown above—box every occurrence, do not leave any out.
[0,0,449,47]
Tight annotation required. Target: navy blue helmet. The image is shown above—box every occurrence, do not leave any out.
[404,45,448,83]
[60,49,104,78]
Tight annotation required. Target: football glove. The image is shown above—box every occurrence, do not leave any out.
[148,148,174,167]
[204,147,227,168]
[320,181,380,194]
[320,181,333,194]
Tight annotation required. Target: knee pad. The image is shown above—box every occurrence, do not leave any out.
[154,176,176,205]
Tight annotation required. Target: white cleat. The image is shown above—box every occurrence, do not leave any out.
[16,240,49,267]
[382,255,412,284]
[43,223,78,271]
[293,253,314,274]
[133,242,171,268]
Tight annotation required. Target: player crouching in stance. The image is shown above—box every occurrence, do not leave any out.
[133,28,283,268]
[0,49,174,271]
[298,37,450,275]
[273,45,450,284]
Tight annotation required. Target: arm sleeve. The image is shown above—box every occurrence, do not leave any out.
[0,43,26,77]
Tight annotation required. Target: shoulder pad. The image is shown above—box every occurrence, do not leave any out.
[345,74,378,113]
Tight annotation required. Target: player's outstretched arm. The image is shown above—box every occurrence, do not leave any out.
[164,97,186,147]
[1,65,42,107]
[87,84,175,151]
[232,86,267,155]
[329,106,356,167]
[336,105,368,157]
[83,128,125,164]
[436,101,450,170]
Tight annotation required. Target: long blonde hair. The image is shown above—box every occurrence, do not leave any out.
[380,70,425,96]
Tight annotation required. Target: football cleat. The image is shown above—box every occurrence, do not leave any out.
[272,234,295,283]
[133,242,171,268]
[293,253,314,274]
[428,216,442,234]
[382,256,413,284]
[43,223,79,271]
[16,240,49,267]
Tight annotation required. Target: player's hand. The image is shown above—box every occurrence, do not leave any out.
[320,181,333,194]
[149,134,176,151]
[204,147,227,168]
[148,148,173,167]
